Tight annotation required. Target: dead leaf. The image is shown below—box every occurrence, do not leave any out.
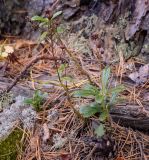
[42,123,50,143]
[15,39,36,50]
[30,135,39,151]
[129,64,149,84]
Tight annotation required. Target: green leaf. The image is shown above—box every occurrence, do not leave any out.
[99,111,108,121]
[109,85,125,94]
[109,85,125,105]
[24,99,33,105]
[40,31,48,41]
[61,76,73,82]
[95,124,105,137]
[39,22,48,27]
[73,84,100,98]
[73,89,94,97]
[79,102,99,118]
[51,11,62,20]
[84,84,99,92]
[58,63,67,76]
[109,93,117,105]
[57,26,64,33]
[95,94,103,103]
[101,67,110,93]
[31,16,49,23]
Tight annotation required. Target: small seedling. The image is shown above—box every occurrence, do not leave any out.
[24,90,48,112]
[31,11,63,41]
[73,67,125,137]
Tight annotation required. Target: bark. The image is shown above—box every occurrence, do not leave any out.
[110,104,149,131]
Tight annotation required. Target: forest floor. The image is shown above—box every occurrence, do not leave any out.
[0,1,149,160]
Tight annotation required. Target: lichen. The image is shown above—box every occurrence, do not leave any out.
[0,91,13,111]
[0,95,37,140]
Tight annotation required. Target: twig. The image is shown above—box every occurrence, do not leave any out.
[57,35,99,87]
[133,133,144,160]
[5,55,63,93]
[86,144,98,160]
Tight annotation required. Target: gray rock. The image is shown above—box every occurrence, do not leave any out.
[0,96,37,140]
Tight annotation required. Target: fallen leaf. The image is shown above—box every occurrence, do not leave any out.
[30,135,39,151]
[42,123,50,143]
[129,64,149,84]
[15,39,36,50]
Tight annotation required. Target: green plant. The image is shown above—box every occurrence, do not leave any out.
[73,67,125,137]
[31,11,63,41]
[24,90,48,112]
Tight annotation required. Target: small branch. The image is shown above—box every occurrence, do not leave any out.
[5,55,63,93]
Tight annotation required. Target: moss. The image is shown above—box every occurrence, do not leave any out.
[0,129,23,160]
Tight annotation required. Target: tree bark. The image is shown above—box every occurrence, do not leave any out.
[110,104,149,131]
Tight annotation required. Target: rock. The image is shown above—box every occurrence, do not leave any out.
[0,96,37,140]
[63,7,80,20]
[125,0,149,40]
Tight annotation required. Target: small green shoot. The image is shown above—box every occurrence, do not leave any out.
[31,11,63,42]
[24,90,48,112]
[73,67,125,137]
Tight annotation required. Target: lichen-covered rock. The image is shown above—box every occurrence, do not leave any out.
[0,96,37,140]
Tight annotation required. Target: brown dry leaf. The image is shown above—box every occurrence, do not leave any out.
[15,39,36,50]
[42,123,50,143]
[125,0,149,40]
[129,64,149,84]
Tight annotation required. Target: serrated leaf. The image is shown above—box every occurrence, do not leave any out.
[52,11,62,20]
[95,124,105,137]
[31,16,49,23]
[79,102,99,118]
[102,67,110,94]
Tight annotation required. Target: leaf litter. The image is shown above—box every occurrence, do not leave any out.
[0,1,149,160]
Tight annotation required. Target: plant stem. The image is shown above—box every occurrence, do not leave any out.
[57,35,99,88]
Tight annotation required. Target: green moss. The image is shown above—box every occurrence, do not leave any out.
[0,129,23,160]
